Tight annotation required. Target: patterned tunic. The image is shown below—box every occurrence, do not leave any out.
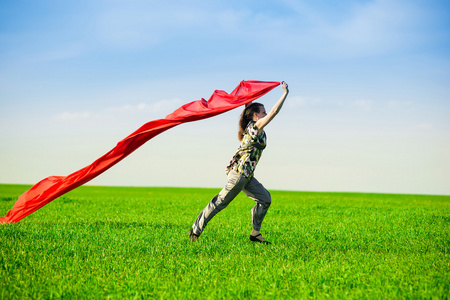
[226,121,266,178]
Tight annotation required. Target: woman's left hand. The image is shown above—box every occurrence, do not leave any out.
[281,81,289,93]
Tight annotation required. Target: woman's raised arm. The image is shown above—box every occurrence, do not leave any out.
[255,81,289,130]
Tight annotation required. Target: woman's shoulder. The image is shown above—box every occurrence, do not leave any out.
[246,120,257,132]
[245,120,263,137]
[247,120,260,129]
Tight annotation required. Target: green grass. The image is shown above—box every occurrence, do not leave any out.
[1,184,449,299]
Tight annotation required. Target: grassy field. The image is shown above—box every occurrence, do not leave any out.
[1,184,449,299]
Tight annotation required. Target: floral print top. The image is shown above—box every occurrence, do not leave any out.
[226,121,266,178]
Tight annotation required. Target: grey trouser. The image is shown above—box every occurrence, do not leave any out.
[192,170,271,235]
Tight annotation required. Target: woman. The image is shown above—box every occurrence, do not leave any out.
[189,81,289,244]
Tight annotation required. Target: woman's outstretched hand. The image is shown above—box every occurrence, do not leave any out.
[281,81,289,93]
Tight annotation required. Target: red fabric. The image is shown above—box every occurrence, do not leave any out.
[0,80,280,223]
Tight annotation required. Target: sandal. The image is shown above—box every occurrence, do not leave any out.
[249,233,271,245]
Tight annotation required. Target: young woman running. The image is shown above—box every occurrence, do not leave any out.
[189,81,289,244]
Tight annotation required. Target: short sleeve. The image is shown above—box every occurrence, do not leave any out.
[247,122,260,139]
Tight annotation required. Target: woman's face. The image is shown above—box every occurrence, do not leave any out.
[253,105,267,121]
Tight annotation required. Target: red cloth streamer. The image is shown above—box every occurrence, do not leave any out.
[0,80,280,223]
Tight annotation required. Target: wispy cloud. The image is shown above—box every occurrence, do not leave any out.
[1,0,444,71]
[95,2,236,49]
[287,95,375,112]
[387,100,413,109]
[34,45,85,63]
[322,0,420,56]
[286,95,322,108]
[103,99,183,117]
[276,0,436,58]
[352,100,374,112]
[54,111,92,121]
[411,123,434,130]
[53,99,183,122]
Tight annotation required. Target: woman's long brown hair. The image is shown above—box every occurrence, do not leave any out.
[238,102,263,141]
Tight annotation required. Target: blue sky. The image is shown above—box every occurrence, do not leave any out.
[1,0,449,195]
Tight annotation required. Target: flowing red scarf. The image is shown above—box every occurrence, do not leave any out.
[0,80,280,223]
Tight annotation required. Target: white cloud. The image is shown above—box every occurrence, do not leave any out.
[96,8,164,48]
[33,45,85,63]
[325,0,417,55]
[104,102,148,115]
[277,0,429,58]
[54,111,92,121]
[95,2,223,49]
[104,99,182,115]
[53,98,183,122]
[286,95,321,108]
[412,123,433,130]
[3,0,432,64]
[387,100,413,109]
[352,100,374,112]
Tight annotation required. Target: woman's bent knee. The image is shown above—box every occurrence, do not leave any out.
[263,190,271,206]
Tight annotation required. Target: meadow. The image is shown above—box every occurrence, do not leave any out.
[1,184,449,299]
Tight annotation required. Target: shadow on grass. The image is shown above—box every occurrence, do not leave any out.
[0,197,17,202]
[27,220,185,231]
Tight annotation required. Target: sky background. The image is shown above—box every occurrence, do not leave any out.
[1,0,449,195]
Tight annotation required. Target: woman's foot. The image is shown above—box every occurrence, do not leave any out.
[189,229,200,242]
[249,233,271,245]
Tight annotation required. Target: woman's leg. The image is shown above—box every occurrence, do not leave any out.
[192,170,248,235]
[242,177,271,232]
